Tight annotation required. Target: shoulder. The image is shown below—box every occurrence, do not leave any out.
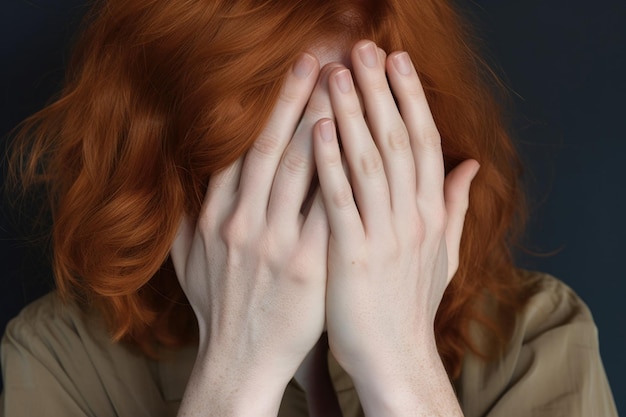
[2,292,119,364]
[4,292,97,343]
[2,292,102,370]
[1,293,172,417]
[514,269,595,343]
[456,270,618,417]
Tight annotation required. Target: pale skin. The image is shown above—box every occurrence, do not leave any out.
[171,40,479,417]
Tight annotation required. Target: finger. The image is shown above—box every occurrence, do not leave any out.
[203,157,244,216]
[172,158,244,285]
[313,119,364,244]
[267,64,338,227]
[387,51,445,205]
[170,215,194,283]
[238,53,320,214]
[443,159,480,282]
[300,189,330,264]
[189,157,246,241]
[351,41,416,217]
[328,67,391,235]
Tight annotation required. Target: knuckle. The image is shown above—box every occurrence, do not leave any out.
[251,132,283,157]
[343,102,364,120]
[281,150,310,176]
[360,148,384,176]
[386,124,410,151]
[369,77,391,95]
[419,125,442,150]
[324,148,343,167]
[196,216,216,240]
[332,185,354,209]
[286,255,318,286]
[279,82,304,106]
[196,206,220,236]
[219,212,250,248]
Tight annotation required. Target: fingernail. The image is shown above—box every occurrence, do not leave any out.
[293,53,316,79]
[393,52,412,75]
[335,69,353,93]
[358,42,378,68]
[319,119,334,142]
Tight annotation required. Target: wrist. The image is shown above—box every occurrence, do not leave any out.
[349,337,463,417]
[177,342,293,417]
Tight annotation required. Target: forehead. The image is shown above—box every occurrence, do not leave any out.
[311,43,352,68]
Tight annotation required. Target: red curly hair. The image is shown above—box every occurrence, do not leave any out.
[10,0,527,378]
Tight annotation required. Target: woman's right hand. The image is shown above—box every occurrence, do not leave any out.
[171,54,332,416]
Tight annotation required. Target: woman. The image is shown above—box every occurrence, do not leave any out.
[1,0,617,416]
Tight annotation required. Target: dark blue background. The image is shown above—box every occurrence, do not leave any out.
[1,1,624,413]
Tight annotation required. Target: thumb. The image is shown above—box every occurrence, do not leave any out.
[443,159,480,282]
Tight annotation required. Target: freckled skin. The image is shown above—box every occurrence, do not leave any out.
[173,40,473,417]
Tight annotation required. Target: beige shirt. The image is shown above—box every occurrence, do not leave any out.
[0,271,617,416]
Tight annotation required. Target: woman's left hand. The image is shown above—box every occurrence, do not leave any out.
[313,40,478,416]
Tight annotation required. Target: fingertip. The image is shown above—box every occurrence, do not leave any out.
[318,62,345,86]
[351,39,376,58]
[389,51,413,76]
[293,52,320,79]
[318,118,335,143]
[444,160,478,207]
[331,68,354,94]
[469,160,481,182]
[455,159,481,191]
[447,159,480,184]
[313,119,342,172]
